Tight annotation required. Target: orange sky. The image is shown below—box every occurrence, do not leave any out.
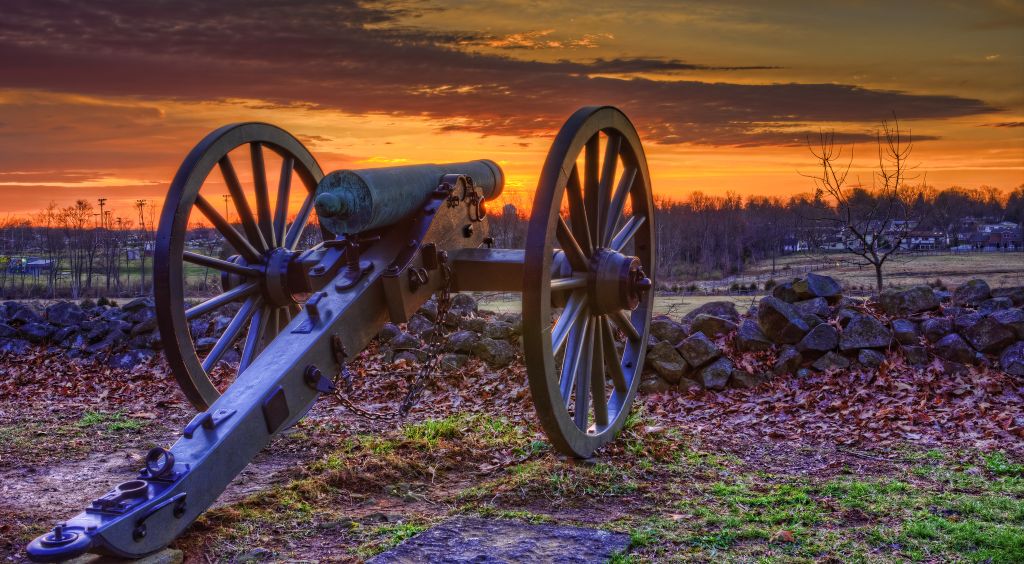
[0,1,1021,220]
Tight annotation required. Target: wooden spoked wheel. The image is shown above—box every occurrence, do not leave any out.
[155,123,328,410]
[523,106,656,458]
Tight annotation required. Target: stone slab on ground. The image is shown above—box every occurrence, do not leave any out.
[68,549,182,564]
[367,517,630,563]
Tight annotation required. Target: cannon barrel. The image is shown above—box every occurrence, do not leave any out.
[313,159,504,234]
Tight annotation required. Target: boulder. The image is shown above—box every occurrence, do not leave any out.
[439,353,469,372]
[857,349,886,368]
[934,333,976,364]
[447,330,480,354]
[800,273,843,301]
[407,314,435,337]
[954,312,984,333]
[417,300,439,322]
[688,314,737,338]
[393,350,423,365]
[979,297,1015,315]
[644,341,689,384]
[735,319,773,352]
[6,303,42,325]
[681,301,740,324]
[878,285,940,315]
[953,279,991,307]
[45,302,86,327]
[108,349,155,369]
[902,345,929,366]
[839,314,892,351]
[921,317,953,343]
[773,346,802,376]
[991,286,1024,306]
[20,322,55,343]
[649,316,686,344]
[194,337,217,352]
[86,329,128,354]
[962,316,1017,353]
[638,373,673,394]
[812,351,850,372]
[678,377,703,392]
[389,332,421,351]
[461,317,488,333]
[0,338,32,354]
[730,370,769,389]
[771,281,805,303]
[0,323,17,338]
[836,308,860,327]
[793,297,830,320]
[483,320,515,340]
[378,323,401,343]
[676,332,721,368]
[796,323,839,355]
[472,338,516,367]
[999,342,1024,377]
[698,357,734,390]
[449,293,478,316]
[121,297,154,312]
[130,316,158,336]
[498,313,523,336]
[891,319,920,345]
[757,297,810,344]
[990,308,1024,339]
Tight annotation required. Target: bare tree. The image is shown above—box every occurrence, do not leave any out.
[804,115,924,291]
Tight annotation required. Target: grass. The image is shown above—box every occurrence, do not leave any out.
[76,410,146,432]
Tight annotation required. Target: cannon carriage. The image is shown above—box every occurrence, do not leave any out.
[28,106,656,561]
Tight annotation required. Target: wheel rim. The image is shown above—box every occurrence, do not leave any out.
[155,123,327,410]
[523,106,656,458]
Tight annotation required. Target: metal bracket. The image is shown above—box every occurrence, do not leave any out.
[182,409,236,439]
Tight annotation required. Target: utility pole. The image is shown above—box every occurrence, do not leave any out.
[97,198,107,229]
[136,200,147,293]
[222,194,231,224]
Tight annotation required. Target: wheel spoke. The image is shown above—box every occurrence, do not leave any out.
[574,320,594,430]
[273,156,294,245]
[597,133,621,245]
[250,143,275,248]
[602,317,628,393]
[238,305,269,372]
[559,313,590,407]
[584,133,600,245]
[591,316,608,427]
[185,282,257,320]
[284,192,314,250]
[610,309,641,342]
[556,217,589,272]
[565,167,592,256]
[552,291,586,353]
[202,297,260,372]
[551,275,587,292]
[195,195,262,263]
[604,167,636,247]
[610,215,647,253]
[219,155,268,252]
[183,251,262,277]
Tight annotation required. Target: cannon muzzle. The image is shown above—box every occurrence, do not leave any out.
[314,159,503,234]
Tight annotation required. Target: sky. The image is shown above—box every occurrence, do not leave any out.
[0,0,1022,220]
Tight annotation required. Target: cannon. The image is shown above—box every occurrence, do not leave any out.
[26,106,656,561]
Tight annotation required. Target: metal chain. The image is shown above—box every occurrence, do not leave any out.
[331,257,453,420]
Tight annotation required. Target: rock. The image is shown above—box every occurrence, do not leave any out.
[858,349,886,368]
[130,316,158,336]
[990,308,1024,339]
[698,357,734,390]
[678,377,703,392]
[194,337,217,352]
[644,341,689,384]
[962,316,1017,353]
[407,314,435,337]
[836,308,860,327]
[955,312,984,332]
[839,314,892,351]
[676,332,720,368]
[991,286,1024,306]
[472,338,516,367]
[979,297,1015,315]
[793,297,830,319]
[902,345,929,366]
[211,315,232,335]
[639,373,673,394]
[498,313,523,336]
[86,328,128,354]
[378,323,401,342]
[878,285,940,315]
[812,351,850,371]
[20,322,55,343]
[891,319,920,345]
[771,281,804,303]
[796,323,838,355]
[393,350,424,365]
[439,353,469,372]
[681,301,739,325]
[688,314,737,338]
[773,346,802,376]
[45,301,86,327]
[953,279,991,307]
[389,332,421,350]
[0,323,17,338]
[0,338,31,354]
[446,330,480,354]
[757,296,810,344]
[802,273,842,301]
[108,349,155,369]
[449,293,478,316]
[649,316,686,344]
[999,342,1024,377]
[730,370,769,389]
[735,319,773,352]
[483,320,515,340]
[6,303,42,325]
[121,297,154,312]
[796,367,813,378]
[417,301,438,322]
[921,317,953,342]
[934,333,976,364]
[52,326,77,344]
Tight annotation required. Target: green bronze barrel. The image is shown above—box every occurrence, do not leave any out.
[313,159,503,234]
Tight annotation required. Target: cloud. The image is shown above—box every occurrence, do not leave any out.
[0,0,1001,147]
[984,121,1024,127]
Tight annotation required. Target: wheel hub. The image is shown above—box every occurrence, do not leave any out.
[587,249,651,314]
[263,248,298,307]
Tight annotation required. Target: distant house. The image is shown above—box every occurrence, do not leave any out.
[904,230,946,251]
[24,259,53,275]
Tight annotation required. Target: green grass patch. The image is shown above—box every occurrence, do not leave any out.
[76,410,145,432]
